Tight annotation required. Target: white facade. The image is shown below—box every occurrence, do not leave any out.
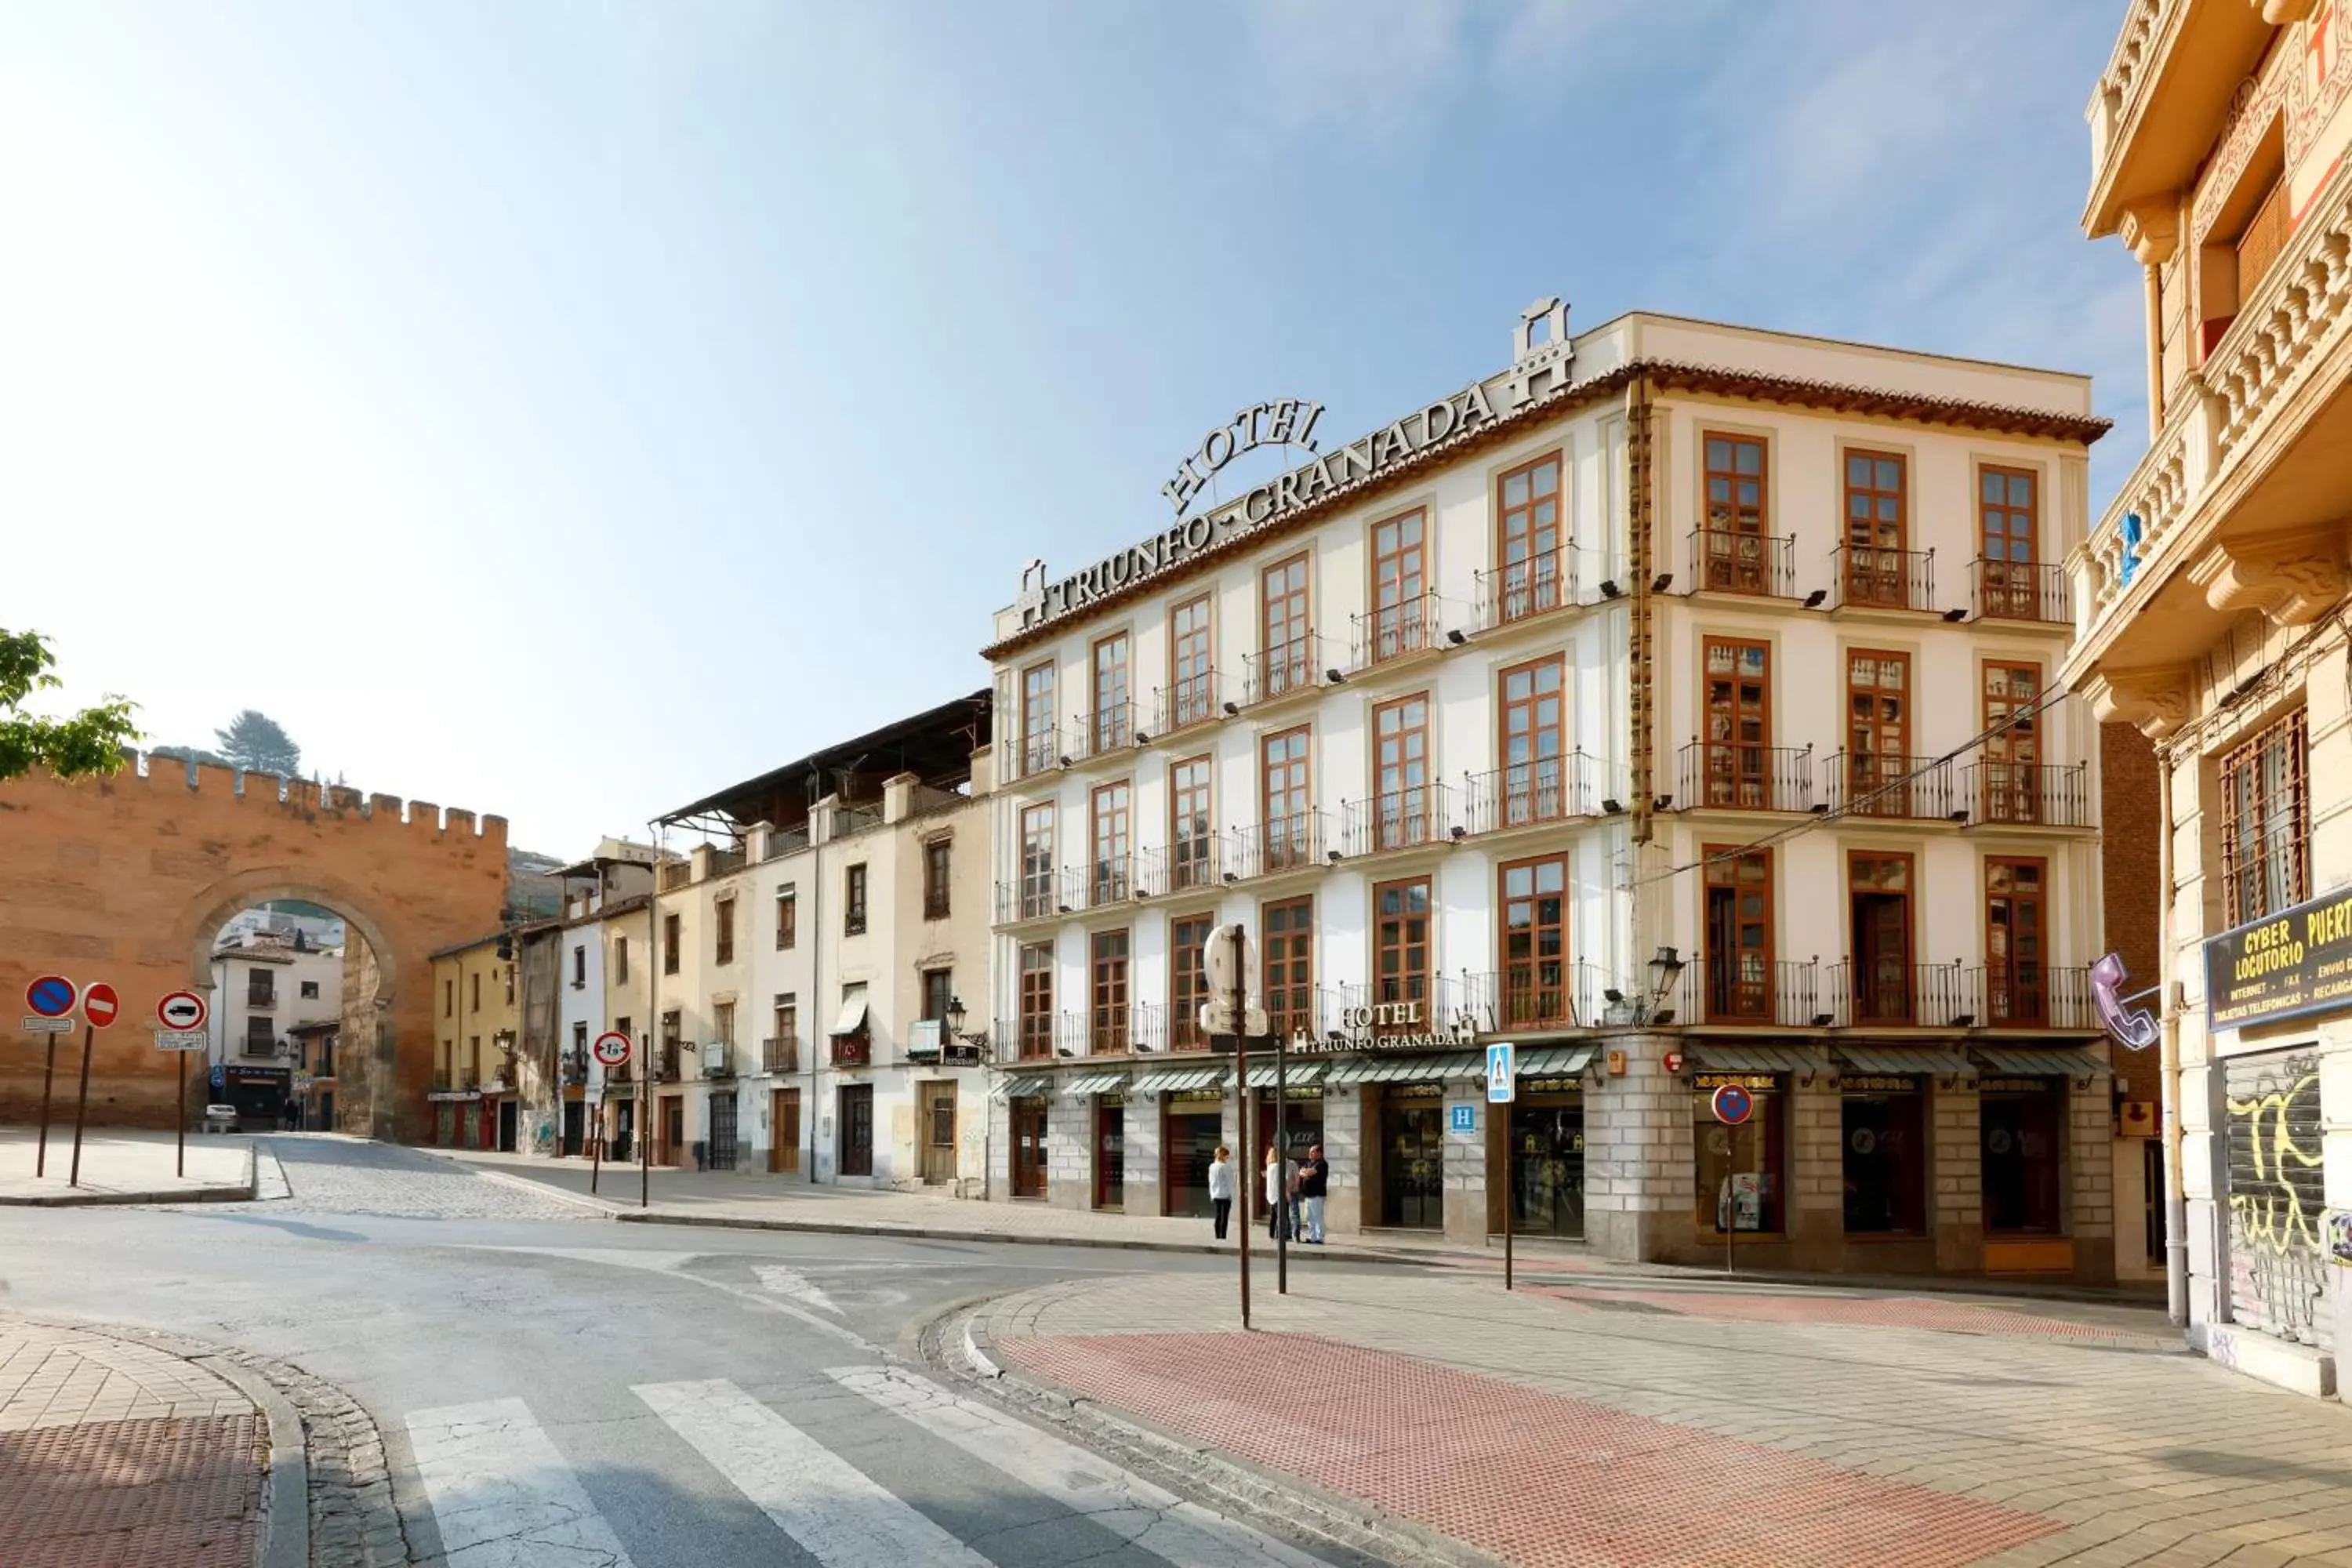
[209,932,343,1068]
[983,304,2122,1277]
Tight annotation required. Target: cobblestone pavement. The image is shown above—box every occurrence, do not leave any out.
[0,1318,264,1568]
[978,1269,2352,1568]
[256,1135,598,1221]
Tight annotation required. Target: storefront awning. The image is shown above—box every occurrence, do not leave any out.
[1323,1051,1486,1086]
[1688,1043,1822,1074]
[829,996,868,1037]
[1833,1044,1976,1076]
[1243,1060,1327,1088]
[1130,1065,1229,1094]
[1970,1045,2107,1078]
[990,1073,1054,1100]
[1060,1071,1129,1096]
[1515,1044,1595,1077]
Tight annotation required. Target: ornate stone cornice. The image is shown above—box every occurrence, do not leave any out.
[2086,666,2192,740]
[2118,198,2181,266]
[2186,525,2350,627]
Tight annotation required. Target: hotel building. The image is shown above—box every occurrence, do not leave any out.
[983,301,2123,1279]
[2072,0,2352,1391]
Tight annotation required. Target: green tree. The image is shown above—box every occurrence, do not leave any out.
[0,629,138,782]
[215,709,302,777]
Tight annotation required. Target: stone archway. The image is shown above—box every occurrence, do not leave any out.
[0,755,506,1142]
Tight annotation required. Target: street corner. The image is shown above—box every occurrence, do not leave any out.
[0,1316,272,1568]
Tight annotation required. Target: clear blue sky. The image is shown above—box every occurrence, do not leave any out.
[0,2,2142,856]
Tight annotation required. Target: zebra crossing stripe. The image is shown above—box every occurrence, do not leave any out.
[826,1365,1330,1568]
[405,1397,638,1568]
[633,1377,995,1566]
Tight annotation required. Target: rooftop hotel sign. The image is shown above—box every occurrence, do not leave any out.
[1016,361,1552,633]
[2205,886,2352,1032]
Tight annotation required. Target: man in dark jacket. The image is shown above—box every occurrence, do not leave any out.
[1298,1143,1330,1243]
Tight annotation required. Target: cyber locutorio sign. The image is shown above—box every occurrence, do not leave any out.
[2205,885,2352,1031]
[1016,370,1541,634]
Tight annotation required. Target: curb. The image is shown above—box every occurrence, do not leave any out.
[474,1167,626,1214]
[0,1181,255,1207]
[198,1355,309,1568]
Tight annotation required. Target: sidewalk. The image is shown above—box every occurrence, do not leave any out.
[963,1270,2352,1568]
[0,1316,274,1568]
[0,1127,254,1206]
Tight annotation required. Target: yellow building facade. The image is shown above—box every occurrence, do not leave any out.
[426,931,522,1152]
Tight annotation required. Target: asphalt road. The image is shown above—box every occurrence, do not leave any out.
[0,1136,1359,1568]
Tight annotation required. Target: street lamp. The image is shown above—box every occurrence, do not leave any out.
[945,996,991,1058]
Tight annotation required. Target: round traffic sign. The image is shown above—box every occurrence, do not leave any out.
[158,990,209,1032]
[82,982,120,1028]
[1711,1083,1755,1127]
[27,975,76,1018]
[591,1031,632,1068]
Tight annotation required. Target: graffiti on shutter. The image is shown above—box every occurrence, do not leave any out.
[2225,1051,2330,1349]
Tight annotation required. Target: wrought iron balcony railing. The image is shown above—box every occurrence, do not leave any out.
[1829,543,1936,613]
[1969,557,2069,625]
[1687,957,1824,1028]
[1676,740,1816,813]
[1225,810,1334,880]
[1065,701,1135,764]
[1339,782,1455,855]
[1241,633,1330,706]
[1828,960,1972,1029]
[1824,752,1962,821]
[1350,593,1444,668]
[1965,760,2092,828]
[1151,673,1226,736]
[1474,547,1577,628]
[1688,528,1795,599]
[1458,753,1603,833]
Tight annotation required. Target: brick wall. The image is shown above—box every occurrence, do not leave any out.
[0,757,506,1142]
[2101,721,2164,1108]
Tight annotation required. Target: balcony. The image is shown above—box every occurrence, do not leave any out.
[1969,965,2095,1032]
[1152,673,1226,737]
[761,1036,798,1075]
[1339,783,1455,856]
[1686,528,1795,600]
[658,861,693,893]
[1128,1002,1171,1055]
[1010,725,1062,782]
[559,1051,588,1085]
[1225,810,1334,880]
[1241,634,1330,707]
[708,846,747,877]
[1080,855,1142,909]
[604,1062,632,1085]
[1828,960,1973,1029]
[1350,593,1444,670]
[2085,0,2271,239]
[1158,834,1223,895]
[1823,753,1962,822]
[1065,702,1135,766]
[829,1032,872,1068]
[1964,760,2093,829]
[1675,741,1816,814]
[657,1043,684,1082]
[1968,557,2069,626]
[762,824,809,860]
[1828,543,1936,613]
[1010,1014,1058,1062]
[993,869,1071,925]
[1458,961,1613,1034]
[1687,958,1824,1029]
[1459,753,1605,833]
[1474,547,1577,629]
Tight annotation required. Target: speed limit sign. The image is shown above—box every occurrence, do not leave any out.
[591,1031,631,1068]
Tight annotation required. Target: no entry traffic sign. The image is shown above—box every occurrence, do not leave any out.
[1711,1082,1755,1126]
[26,975,75,1018]
[158,990,209,1032]
[82,983,119,1028]
[592,1031,632,1068]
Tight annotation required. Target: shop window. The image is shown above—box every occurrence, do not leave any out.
[1980,1076,2067,1235]
[1841,1076,1926,1234]
[2220,708,2309,927]
[1694,1073,1784,1234]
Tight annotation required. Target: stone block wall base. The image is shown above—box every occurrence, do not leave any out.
[2194,1323,2337,1399]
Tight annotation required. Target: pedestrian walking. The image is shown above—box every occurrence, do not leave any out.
[1298,1142,1330,1243]
[1207,1145,1235,1240]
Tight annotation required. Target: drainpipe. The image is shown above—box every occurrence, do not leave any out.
[2158,745,2188,1327]
[808,769,822,1185]
[1627,369,1656,853]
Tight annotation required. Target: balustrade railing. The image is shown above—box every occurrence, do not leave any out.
[1350,593,1444,668]
[1688,528,1795,599]
[1011,725,1062,781]
[760,1036,797,1075]
[1474,547,1577,627]
[1066,701,1134,764]
[1676,740,1815,813]
[1225,810,1333,880]
[1830,542,1936,612]
[1824,752,1961,820]
[1459,753,1603,832]
[1152,672,1225,735]
[1687,957,1823,1028]
[1966,760,2092,828]
[1828,960,1971,1029]
[1241,633,1330,706]
[1969,557,2069,624]
[1340,783,1454,855]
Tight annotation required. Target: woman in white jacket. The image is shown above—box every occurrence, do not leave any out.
[1207,1145,1235,1240]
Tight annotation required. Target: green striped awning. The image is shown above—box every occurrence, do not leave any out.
[1687,1043,1823,1074]
[1971,1045,2107,1078]
[1323,1051,1486,1087]
[1243,1060,1327,1088]
[1833,1044,1976,1076]
[989,1074,1054,1101]
[1129,1065,1230,1095]
[1514,1044,1596,1077]
[1059,1071,1130,1096]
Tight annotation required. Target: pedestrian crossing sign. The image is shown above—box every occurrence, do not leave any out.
[1486,1042,1515,1103]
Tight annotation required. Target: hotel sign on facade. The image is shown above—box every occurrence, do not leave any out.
[2205,887,2352,1031]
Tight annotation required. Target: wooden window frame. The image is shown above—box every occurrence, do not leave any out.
[1090,929,1131,1054]
[1260,553,1312,698]
[1019,804,1056,920]
[1842,448,1910,608]
[844,862,868,936]
[1703,844,1776,1022]
[1090,631,1131,754]
[1497,852,1570,1028]
[775,887,797,950]
[1018,942,1054,1060]
[714,897,735,966]
[1169,912,1216,1050]
[1369,507,1428,662]
[1700,432,1770,595]
[1372,692,1432,849]
[1498,654,1566,825]
[2220,708,2310,927]
[1984,856,2049,1025]
[1170,594,1214,728]
[662,913,681,975]
[1261,725,1312,873]
[1701,637,1773,809]
[1091,779,1132,903]
[1495,452,1564,621]
[1980,660,2044,824]
[1977,464,2040,618]
[1170,754,1214,891]
[1844,648,1913,815]
[1371,875,1434,1030]
[614,935,630,985]
[1262,895,1315,1039]
[923,837,952,921]
[1020,660,1056,776]
[1846,850,1916,1025]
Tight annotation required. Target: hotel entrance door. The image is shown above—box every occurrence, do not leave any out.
[1380,1090,1445,1229]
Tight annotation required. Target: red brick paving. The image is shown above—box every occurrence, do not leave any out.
[1540,1286,2133,1338]
[997,1331,2060,1568]
[0,1414,262,1568]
